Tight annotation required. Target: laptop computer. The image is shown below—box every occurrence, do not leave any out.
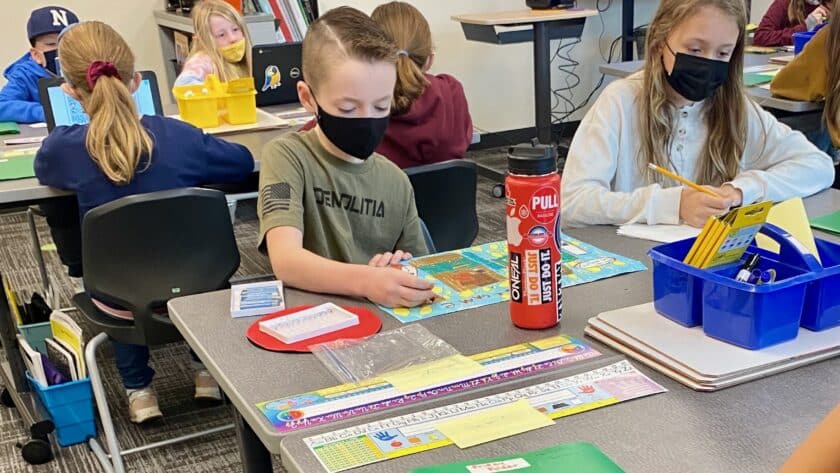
[38,70,164,131]
[253,43,303,107]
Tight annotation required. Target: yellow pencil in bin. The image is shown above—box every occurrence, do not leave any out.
[647,163,723,198]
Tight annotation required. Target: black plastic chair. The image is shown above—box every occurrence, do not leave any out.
[73,188,240,473]
[405,160,479,252]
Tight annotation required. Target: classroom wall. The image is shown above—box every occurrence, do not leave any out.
[318,0,659,133]
[0,1,169,103]
[751,0,773,24]
[4,1,754,134]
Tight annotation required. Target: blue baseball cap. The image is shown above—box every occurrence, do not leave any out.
[27,6,79,44]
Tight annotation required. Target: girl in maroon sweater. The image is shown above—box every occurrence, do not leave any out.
[300,2,473,168]
[754,0,831,46]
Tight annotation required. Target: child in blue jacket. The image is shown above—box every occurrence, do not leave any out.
[0,6,79,123]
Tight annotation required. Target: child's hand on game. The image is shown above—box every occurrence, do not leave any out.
[363,266,434,308]
[679,186,733,228]
[368,250,412,267]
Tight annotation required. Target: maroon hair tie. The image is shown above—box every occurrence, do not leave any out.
[85,61,122,89]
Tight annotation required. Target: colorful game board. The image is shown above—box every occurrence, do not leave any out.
[303,360,666,473]
[382,236,647,323]
[256,334,601,433]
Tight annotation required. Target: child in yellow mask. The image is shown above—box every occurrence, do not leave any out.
[175,0,252,86]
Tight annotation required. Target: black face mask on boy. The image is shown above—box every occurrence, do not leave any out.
[43,49,59,75]
[311,92,390,160]
[664,43,730,102]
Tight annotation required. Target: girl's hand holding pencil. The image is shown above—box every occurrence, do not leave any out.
[647,163,741,228]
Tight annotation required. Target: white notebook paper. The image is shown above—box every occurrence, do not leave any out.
[585,303,840,389]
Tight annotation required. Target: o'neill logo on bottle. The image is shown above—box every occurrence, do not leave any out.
[509,252,522,303]
[530,186,559,224]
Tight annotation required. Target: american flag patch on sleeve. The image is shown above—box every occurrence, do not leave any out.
[261,182,292,214]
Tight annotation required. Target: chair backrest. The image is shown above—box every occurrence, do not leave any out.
[405,160,479,252]
[418,218,437,254]
[82,188,240,325]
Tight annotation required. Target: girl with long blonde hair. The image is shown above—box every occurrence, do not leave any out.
[754,0,831,46]
[35,20,254,424]
[562,0,834,228]
[175,0,252,85]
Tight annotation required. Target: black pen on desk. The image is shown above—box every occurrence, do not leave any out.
[735,254,760,282]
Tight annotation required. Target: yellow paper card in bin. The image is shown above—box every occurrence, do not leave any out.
[434,399,554,449]
[756,197,821,264]
[705,201,773,268]
[691,218,727,267]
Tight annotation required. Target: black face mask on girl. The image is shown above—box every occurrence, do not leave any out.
[664,43,730,102]
[311,92,390,160]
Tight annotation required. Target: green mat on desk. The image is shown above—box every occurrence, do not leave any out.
[0,149,37,180]
[409,443,625,473]
[743,72,775,87]
[811,210,840,235]
[0,122,20,135]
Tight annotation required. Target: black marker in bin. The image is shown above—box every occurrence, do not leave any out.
[735,254,760,282]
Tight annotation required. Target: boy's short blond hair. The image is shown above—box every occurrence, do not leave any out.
[302,6,398,90]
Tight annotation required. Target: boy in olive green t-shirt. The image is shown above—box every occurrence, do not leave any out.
[258,6,434,308]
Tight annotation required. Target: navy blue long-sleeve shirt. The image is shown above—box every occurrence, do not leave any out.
[35,115,255,217]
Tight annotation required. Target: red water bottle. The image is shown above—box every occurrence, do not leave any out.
[505,145,562,329]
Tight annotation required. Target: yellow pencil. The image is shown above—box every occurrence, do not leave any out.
[647,163,722,198]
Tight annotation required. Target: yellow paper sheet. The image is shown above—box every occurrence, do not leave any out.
[435,399,554,448]
[755,197,821,263]
[382,355,484,393]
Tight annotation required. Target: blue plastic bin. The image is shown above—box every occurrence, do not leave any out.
[799,238,840,331]
[649,237,706,327]
[27,372,96,447]
[649,224,821,349]
[793,31,816,54]
[18,321,51,354]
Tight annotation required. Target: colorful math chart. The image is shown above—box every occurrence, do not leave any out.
[303,360,666,473]
[256,335,601,433]
[380,237,647,323]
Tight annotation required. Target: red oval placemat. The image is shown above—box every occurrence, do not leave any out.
[246,305,382,352]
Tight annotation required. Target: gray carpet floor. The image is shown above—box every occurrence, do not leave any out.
[0,152,509,472]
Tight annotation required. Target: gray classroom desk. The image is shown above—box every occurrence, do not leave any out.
[169,189,840,473]
[599,53,822,114]
[0,106,481,207]
[0,103,303,206]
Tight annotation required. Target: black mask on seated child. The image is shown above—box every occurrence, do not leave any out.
[43,49,59,75]
[314,99,390,160]
[664,44,729,102]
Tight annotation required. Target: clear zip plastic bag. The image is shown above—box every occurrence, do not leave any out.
[310,324,459,384]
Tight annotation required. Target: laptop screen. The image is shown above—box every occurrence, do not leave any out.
[46,78,158,128]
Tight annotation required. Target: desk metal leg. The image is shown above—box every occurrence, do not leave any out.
[234,408,273,473]
[533,22,553,145]
[622,0,635,61]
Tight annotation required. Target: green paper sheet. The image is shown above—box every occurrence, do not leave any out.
[743,72,774,87]
[0,149,37,180]
[0,122,20,135]
[811,210,840,235]
[408,443,625,473]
